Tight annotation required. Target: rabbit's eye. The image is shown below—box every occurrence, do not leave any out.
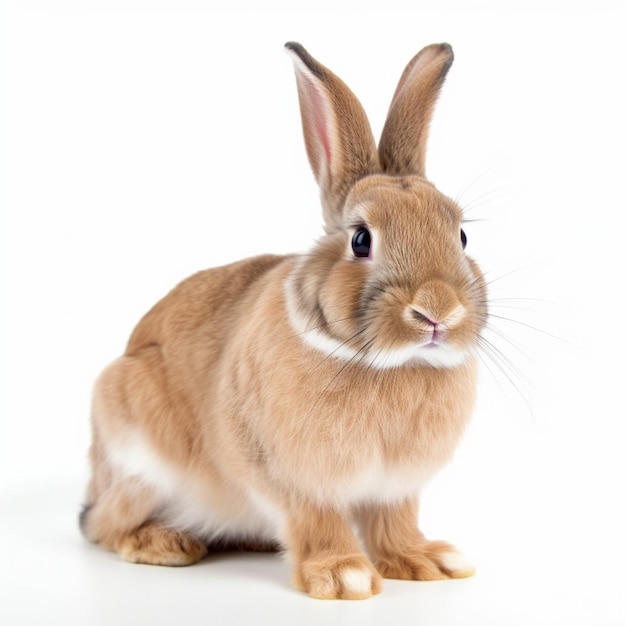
[352,227,372,258]
[460,228,467,250]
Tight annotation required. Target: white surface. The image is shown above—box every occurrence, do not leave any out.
[1,2,625,625]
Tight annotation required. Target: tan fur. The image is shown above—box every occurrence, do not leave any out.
[81,42,488,599]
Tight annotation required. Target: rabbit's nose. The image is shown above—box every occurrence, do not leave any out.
[408,303,466,331]
[407,280,466,331]
[409,308,439,327]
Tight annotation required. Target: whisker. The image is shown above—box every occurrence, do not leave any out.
[487,313,571,345]
[488,301,555,316]
[304,335,377,418]
[489,296,557,306]
[288,314,359,339]
[317,325,371,366]
[475,333,534,416]
[475,340,526,411]
[460,185,511,216]
[481,328,532,383]
[483,322,531,361]
[453,163,506,206]
[481,265,541,289]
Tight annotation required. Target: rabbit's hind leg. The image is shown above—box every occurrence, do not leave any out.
[116,521,208,566]
[81,474,207,566]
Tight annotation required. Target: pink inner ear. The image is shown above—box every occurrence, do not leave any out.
[305,77,333,167]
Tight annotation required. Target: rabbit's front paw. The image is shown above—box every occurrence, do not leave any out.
[375,541,475,581]
[294,554,383,600]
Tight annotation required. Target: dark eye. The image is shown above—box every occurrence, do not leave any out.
[460,228,467,250]
[351,227,372,258]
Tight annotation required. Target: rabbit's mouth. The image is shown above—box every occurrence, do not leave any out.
[421,326,446,348]
[396,339,471,369]
[424,339,443,349]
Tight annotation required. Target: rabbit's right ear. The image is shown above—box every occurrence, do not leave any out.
[285,43,379,232]
[378,43,454,178]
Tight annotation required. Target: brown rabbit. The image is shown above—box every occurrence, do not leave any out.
[80,41,488,599]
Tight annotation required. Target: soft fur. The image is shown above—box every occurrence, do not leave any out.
[80,41,488,600]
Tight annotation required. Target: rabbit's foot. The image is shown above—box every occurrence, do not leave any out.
[117,523,208,566]
[375,541,475,581]
[294,554,383,600]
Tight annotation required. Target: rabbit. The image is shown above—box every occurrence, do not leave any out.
[80,41,488,600]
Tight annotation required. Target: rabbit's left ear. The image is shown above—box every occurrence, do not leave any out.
[378,44,454,178]
[285,42,379,232]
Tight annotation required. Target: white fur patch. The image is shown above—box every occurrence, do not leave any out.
[345,453,435,506]
[107,429,181,496]
[439,550,475,576]
[371,341,471,369]
[340,567,372,595]
[245,488,287,540]
[106,429,283,543]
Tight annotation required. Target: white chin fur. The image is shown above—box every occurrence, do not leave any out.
[285,289,469,369]
[367,340,470,369]
[300,325,469,369]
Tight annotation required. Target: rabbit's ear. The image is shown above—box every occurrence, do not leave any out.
[378,44,454,178]
[285,43,379,232]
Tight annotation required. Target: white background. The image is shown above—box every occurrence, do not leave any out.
[1,1,625,624]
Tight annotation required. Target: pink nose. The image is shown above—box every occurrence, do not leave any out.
[409,308,439,327]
